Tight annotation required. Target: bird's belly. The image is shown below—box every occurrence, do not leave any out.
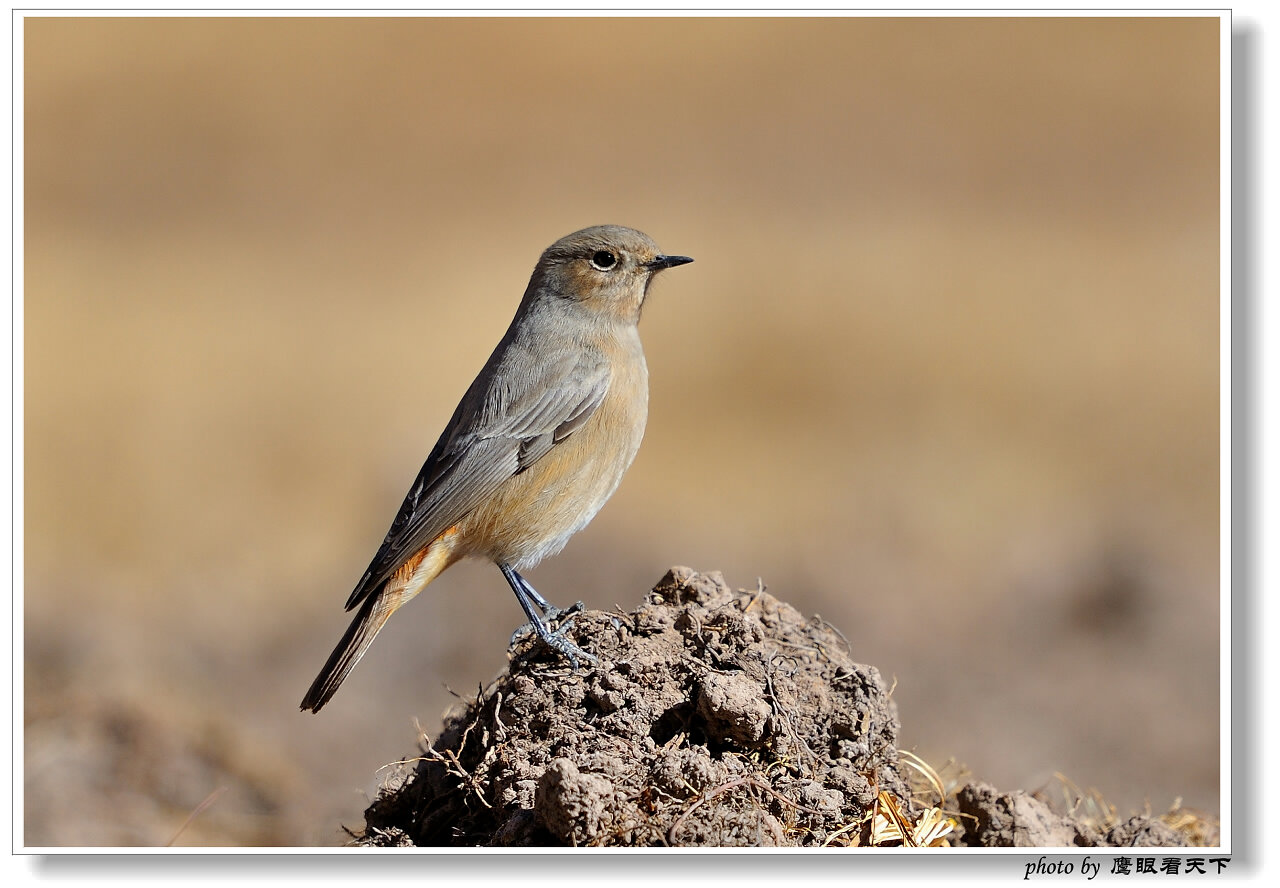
[458,371,647,568]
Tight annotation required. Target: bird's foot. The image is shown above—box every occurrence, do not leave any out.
[509,599,583,645]
[542,599,585,626]
[536,627,598,672]
[509,601,596,670]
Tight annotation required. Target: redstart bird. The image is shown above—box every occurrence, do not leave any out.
[301,225,692,713]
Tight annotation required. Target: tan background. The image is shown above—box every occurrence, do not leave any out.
[23,16,1221,846]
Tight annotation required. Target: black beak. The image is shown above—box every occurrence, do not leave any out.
[645,254,694,271]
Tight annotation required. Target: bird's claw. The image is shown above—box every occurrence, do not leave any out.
[509,600,596,670]
[540,630,598,672]
[543,599,585,624]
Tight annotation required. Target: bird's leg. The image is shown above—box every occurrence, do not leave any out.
[515,574,583,623]
[499,563,596,669]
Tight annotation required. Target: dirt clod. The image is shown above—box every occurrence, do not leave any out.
[955,782,1091,847]
[1103,815,1185,848]
[354,567,1217,848]
[695,671,772,747]
[535,758,619,844]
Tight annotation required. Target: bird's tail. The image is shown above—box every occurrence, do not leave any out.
[300,585,404,713]
[301,532,460,713]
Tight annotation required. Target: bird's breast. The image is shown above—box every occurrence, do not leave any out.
[459,333,648,568]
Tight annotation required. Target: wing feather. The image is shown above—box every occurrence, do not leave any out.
[344,351,610,610]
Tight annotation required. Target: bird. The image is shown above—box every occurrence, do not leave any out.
[300,225,693,713]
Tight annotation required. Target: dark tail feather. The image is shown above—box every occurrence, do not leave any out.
[300,589,394,713]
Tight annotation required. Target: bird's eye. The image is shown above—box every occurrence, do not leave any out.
[590,251,617,271]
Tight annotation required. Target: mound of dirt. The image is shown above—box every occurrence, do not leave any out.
[353,567,1215,848]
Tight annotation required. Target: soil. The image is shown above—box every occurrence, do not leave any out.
[353,567,1216,848]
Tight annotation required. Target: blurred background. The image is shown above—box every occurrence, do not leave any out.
[22,16,1221,846]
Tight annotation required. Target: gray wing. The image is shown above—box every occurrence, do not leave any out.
[343,350,610,611]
